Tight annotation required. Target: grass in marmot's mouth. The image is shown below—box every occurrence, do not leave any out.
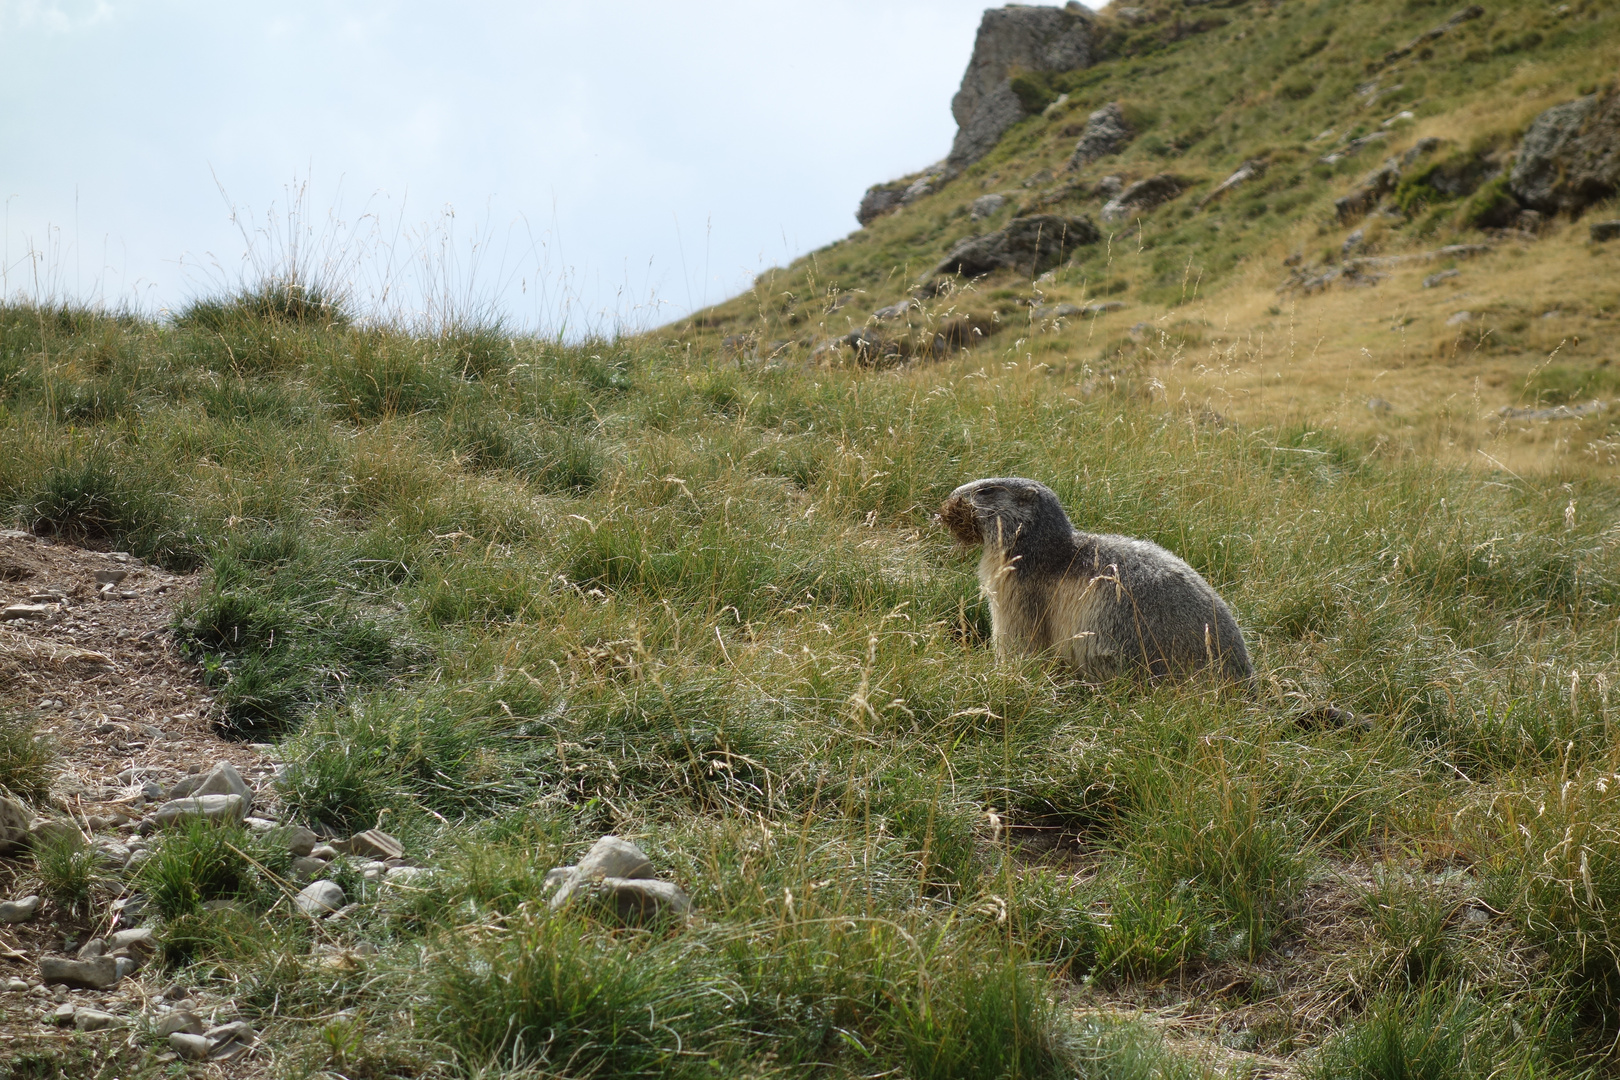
[1,291,1617,1077]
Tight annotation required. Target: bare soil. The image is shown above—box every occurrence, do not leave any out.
[0,529,276,1075]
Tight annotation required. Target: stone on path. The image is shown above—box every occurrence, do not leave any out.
[39,956,120,990]
[295,880,345,916]
[0,895,40,923]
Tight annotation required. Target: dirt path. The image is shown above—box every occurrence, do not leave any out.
[0,530,277,1073]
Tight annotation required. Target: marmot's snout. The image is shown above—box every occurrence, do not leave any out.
[938,493,982,546]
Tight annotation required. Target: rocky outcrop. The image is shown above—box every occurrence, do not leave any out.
[933,214,1100,278]
[856,164,948,226]
[1066,103,1133,171]
[1334,138,1443,223]
[947,4,1095,172]
[1510,91,1620,215]
[1101,174,1185,223]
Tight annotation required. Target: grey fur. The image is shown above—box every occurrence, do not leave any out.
[939,477,1253,682]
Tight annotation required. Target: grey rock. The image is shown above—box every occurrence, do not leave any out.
[1199,159,1266,207]
[335,828,403,860]
[873,299,913,321]
[1591,220,1620,242]
[73,1007,122,1031]
[1446,310,1475,326]
[157,1010,204,1037]
[1342,228,1367,258]
[151,793,247,828]
[970,193,1009,220]
[383,865,434,886]
[1510,91,1620,215]
[268,825,318,857]
[1335,157,1402,222]
[76,938,105,960]
[169,762,253,812]
[1067,102,1133,171]
[949,4,1096,171]
[1101,174,1185,223]
[578,877,693,924]
[28,816,81,850]
[1499,400,1607,422]
[113,956,138,980]
[576,835,655,881]
[0,895,41,923]
[1423,269,1460,288]
[295,880,346,916]
[93,840,130,868]
[856,180,908,226]
[206,1020,257,1060]
[550,835,657,910]
[543,866,575,892]
[309,843,340,860]
[169,1032,211,1059]
[291,855,329,879]
[933,214,1100,278]
[1,603,52,620]
[50,1001,76,1025]
[108,927,155,953]
[0,796,30,853]
[39,956,120,989]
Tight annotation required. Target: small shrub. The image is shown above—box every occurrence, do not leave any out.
[0,709,56,801]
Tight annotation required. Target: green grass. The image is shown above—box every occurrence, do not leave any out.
[3,6,1619,1068]
[3,292,1616,1074]
[0,709,57,802]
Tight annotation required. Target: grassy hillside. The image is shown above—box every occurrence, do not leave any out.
[682,0,1620,476]
[2,2,1620,1078]
[1,277,1618,1077]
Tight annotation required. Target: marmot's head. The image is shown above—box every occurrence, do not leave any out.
[939,477,1071,552]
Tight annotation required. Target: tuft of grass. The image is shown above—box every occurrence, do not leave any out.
[136,821,271,920]
[0,708,57,802]
[34,830,98,917]
[175,281,349,332]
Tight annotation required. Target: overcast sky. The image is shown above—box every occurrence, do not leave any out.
[0,0,1065,335]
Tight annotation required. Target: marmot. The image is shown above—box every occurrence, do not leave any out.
[939,477,1253,682]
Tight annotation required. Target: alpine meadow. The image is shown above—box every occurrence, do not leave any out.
[3,1,1620,1078]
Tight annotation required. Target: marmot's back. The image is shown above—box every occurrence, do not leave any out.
[1065,531,1252,681]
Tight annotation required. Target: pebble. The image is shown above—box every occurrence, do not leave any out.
[269,825,318,857]
[73,1007,123,1031]
[337,828,403,860]
[4,977,28,992]
[109,927,155,953]
[76,938,106,960]
[156,1010,204,1037]
[295,880,346,916]
[0,895,41,923]
[291,855,329,879]
[40,955,120,990]
[149,793,247,829]
[169,1032,211,1059]
[309,844,341,860]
